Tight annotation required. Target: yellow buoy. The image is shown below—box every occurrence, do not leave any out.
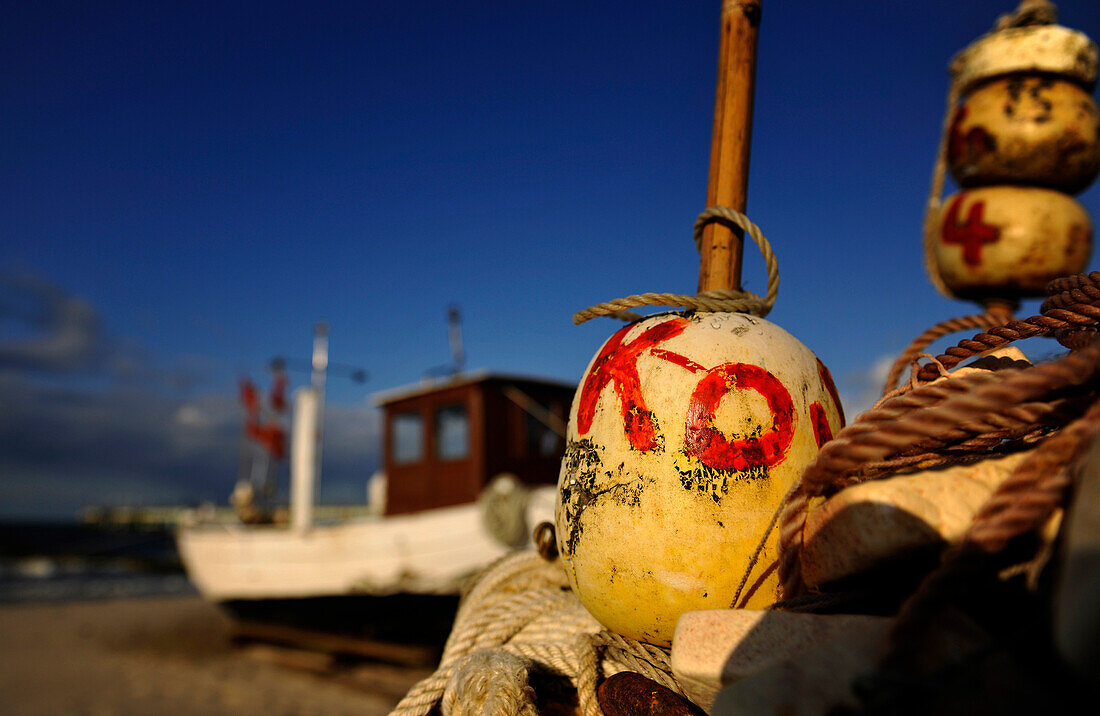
[948,76,1100,193]
[556,312,843,646]
[933,185,1091,299]
[924,7,1099,305]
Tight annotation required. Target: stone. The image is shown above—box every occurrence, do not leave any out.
[801,451,1029,589]
[670,609,892,712]
[597,672,706,716]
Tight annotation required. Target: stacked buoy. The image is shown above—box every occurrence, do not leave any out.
[926,2,1098,307]
[883,0,1100,395]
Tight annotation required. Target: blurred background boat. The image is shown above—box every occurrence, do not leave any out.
[175,319,575,653]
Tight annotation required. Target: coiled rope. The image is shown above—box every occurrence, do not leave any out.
[774,272,1100,599]
[906,273,1100,384]
[389,550,683,716]
[572,207,779,324]
[881,307,1015,396]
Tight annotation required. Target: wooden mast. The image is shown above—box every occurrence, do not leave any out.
[697,0,762,294]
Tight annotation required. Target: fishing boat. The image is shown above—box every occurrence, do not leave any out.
[176,322,575,641]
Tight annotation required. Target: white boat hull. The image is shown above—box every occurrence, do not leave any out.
[177,488,555,601]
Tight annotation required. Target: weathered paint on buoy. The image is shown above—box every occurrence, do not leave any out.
[951,24,1098,98]
[933,186,1092,300]
[555,312,843,646]
[948,77,1100,193]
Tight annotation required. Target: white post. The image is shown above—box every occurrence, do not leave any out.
[290,386,318,531]
[311,324,328,491]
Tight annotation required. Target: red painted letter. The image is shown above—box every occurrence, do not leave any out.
[816,358,845,427]
[809,402,833,448]
[942,193,1000,267]
[684,363,795,472]
[576,318,689,451]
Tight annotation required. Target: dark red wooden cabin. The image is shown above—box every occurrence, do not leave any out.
[375,372,576,516]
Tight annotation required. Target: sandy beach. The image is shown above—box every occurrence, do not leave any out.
[0,596,430,715]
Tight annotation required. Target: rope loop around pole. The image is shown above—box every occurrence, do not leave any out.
[572,207,780,325]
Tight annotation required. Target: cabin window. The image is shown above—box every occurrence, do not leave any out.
[435,404,469,460]
[526,410,560,457]
[391,412,423,464]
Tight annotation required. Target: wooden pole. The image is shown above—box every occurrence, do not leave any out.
[697,0,761,294]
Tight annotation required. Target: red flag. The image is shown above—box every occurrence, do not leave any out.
[240,376,287,460]
[246,421,287,460]
[269,370,288,412]
[240,379,260,418]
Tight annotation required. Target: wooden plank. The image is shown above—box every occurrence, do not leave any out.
[341,661,435,700]
[230,620,439,667]
[243,643,337,674]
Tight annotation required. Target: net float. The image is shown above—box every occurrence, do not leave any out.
[923,4,1098,307]
[933,185,1092,300]
[557,312,842,645]
[950,19,1096,100]
[948,76,1100,193]
[555,0,843,647]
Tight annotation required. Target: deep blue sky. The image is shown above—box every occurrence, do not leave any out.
[3,1,1099,517]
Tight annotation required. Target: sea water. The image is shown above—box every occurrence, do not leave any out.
[0,521,197,603]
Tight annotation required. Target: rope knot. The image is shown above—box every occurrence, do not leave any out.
[994,0,1057,31]
[572,207,779,325]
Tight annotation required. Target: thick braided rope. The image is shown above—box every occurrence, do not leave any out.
[914,272,1100,383]
[499,636,601,715]
[390,550,682,716]
[591,630,682,695]
[1043,272,1100,310]
[882,392,1100,674]
[811,368,1067,488]
[1045,274,1100,349]
[572,207,779,324]
[882,312,1012,396]
[391,552,568,715]
[777,337,1100,597]
[439,651,539,716]
[1056,327,1099,350]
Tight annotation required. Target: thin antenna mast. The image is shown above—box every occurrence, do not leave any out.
[311,322,328,480]
[448,304,465,376]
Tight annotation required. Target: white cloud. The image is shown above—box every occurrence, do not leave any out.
[0,373,383,518]
[0,273,102,373]
[838,353,896,420]
[174,404,211,429]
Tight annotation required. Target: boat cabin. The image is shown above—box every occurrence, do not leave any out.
[374,372,576,516]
